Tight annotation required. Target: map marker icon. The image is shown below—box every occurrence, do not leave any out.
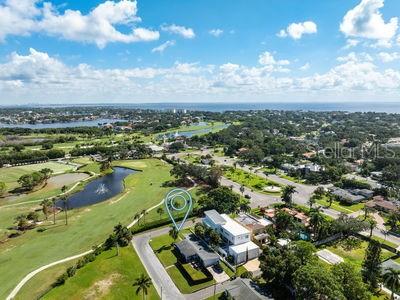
[165,188,193,232]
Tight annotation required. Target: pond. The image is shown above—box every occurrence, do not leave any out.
[56,167,136,209]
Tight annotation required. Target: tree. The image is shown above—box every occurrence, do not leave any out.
[207,166,222,188]
[39,168,53,182]
[61,196,69,225]
[0,181,6,196]
[309,207,325,240]
[332,262,370,300]
[14,214,29,231]
[367,217,377,238]
[141,209,147,224]
[275,210,294,233]
[239,198,251,213]
[134,213,141,226]
[169,226,179,242]
[281,185,297,207]
[61,185,68,194]
[199,186,241,214]
[362,240,382,290]
[327,193,335,208]
[133,274,152,300]
[387,212,399,231]
[40,198,53,220]
[383,268,400,300]
[307,195,317,210]
[313,186,325,198]
[156,207,164,220]
[293,262,345,300]
[209,229,222,248]
[239,185,245,195]
[194,223,206,238]
[362,206,374,221]
[113,223,132,246]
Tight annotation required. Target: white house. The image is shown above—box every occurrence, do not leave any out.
[203,210,260,264]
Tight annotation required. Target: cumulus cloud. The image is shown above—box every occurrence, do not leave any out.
[340,0,398,44]
[343,39,360,49]
[336,52,373,63]
[277,21,317,40]
[0,0,159,48]
[378,52,400,63]
[209,29,223,37]
[151,40,175,53]
[1,48,399,103]
[258,51,290,66]
[299,63,310,71]
[161,24,195,39]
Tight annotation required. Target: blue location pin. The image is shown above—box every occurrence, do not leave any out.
[165,188,193,231]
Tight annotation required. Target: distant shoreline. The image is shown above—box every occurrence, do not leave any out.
[1,102,399,114]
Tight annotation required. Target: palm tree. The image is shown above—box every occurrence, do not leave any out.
[61,196,68,225]
[310,207,324,240]
[239,199,251,213]
[156,207,164,220]
[40,198,52,220]
[367,217,377,238]
[362,206,374,220]
[327,193,335,208]
[281,185,297,207]
[384,268,400,300]
[61,185,68,194]
[133,274,152,300]
[307,195,317,210]
[169,226,179,242]
[239,185,245,195]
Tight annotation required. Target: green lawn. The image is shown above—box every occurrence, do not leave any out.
[0,159,173,299]
[42,247,159,300]
[149,231,215,293]
[327,240,394,271]
[224,168,282,195]
[0,162,75,192]
[316,196,364,213]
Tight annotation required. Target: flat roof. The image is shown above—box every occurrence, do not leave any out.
[204,210,226,225]
[221,214,250,236]
[229,241,259,254]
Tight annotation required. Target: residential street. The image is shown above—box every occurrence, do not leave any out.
[170,150,400,247]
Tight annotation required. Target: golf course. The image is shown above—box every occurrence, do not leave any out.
[0,159,173,299]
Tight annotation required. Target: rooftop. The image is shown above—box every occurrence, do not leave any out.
[229,241,259,254]
[221,214,250,236]
[204,209,226,225]
[225,278,272,300]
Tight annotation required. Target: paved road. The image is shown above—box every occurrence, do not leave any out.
[172,151,400,246]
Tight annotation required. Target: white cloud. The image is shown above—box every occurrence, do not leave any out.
[378,52,400,63]
[209,29,223,37]
[161,24,195,39]
[151,40,175,53]
[299,63,310,71]
[337,52,373,63]
[340,0,398,44]
[0,0,41,41]
[1,48,399,103]
[277,21,317,40]
[343,39,360,49]
[258,51,290,66]
[0,0,159,48]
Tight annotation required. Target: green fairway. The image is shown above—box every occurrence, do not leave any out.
[41,247,159,300]
[0,162,75,191]
[0,159,172,299]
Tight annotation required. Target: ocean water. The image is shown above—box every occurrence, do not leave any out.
[77,102,400,113]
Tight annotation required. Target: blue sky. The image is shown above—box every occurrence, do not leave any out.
[0,0,399,104]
